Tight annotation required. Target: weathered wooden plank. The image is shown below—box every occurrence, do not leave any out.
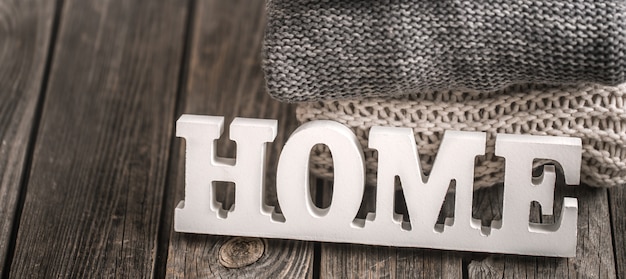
[320,170,616,278]
[163,0,314,278]
[7,0,188,277]
[0,0,55,275]
[320,181,462,278]
[468,183,616,278]
[609,186,626,278]
[321,243,461,278]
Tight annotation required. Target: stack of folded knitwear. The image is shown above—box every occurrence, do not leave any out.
[262,0,626,189]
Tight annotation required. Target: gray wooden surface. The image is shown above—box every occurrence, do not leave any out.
[610,186,626,278]
[0,0,623,278]
[0,0,56,276]
[163,1,313,278]
[5,0,187,277]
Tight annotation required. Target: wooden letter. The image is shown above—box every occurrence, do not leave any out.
[495,133,580,255]
[369,128,486,233]
[174,115,277,233]
[275,120,365,233]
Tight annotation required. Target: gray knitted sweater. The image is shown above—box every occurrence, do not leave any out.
[263,0,626,102]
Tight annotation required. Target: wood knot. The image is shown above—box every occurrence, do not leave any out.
[219,237,265,268]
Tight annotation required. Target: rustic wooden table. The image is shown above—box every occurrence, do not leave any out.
[1,0,624,278]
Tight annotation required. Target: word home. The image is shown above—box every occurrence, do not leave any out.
[174,114,581,257]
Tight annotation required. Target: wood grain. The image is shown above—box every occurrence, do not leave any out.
[319,181,462,278]
[7,0,188,277]
[320,169,617,277]
[163,0,314,278]
[468,183,616,278]
[609,186,626,278]
[0,0,55,274]
[321,243,461,278]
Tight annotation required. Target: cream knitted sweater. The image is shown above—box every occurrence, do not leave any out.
[296,84,626,188]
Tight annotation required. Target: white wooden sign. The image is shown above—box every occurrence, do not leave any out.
[174,114,582,257]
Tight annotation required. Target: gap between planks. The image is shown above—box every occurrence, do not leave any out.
[0,0,59,276]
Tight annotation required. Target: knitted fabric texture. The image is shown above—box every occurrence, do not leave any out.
[296,83,626,188]
[264,0,626,102]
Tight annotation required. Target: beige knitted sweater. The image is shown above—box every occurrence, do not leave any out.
[296,83,626,188]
